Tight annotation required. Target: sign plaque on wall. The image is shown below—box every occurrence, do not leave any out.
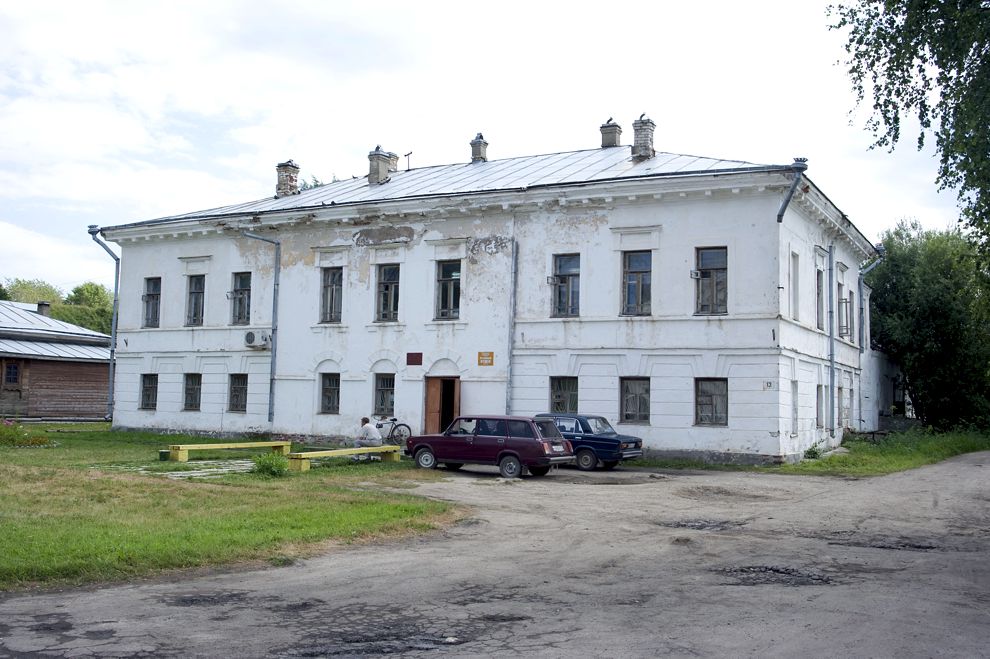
[477,351,494,366]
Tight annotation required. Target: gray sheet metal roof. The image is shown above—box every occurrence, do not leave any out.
[0,338,110,362]
[129,147,779,226]
[0,302,110,361]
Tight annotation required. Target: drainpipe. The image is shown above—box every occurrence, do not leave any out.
[776,158,809,223]
[828,244,836,437]
[242,232,281,424]
[504,231,518,415]
[87,225,119,421]
[856,244,885,431]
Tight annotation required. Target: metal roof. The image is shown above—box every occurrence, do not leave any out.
[122,147,780,226]
[0,301,110,359]
[0,338,110,362]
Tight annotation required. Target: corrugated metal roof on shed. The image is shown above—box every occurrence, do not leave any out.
[0,338,110,362]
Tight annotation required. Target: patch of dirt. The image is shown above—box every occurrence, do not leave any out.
[656,519,747,531]
[716,565,833,586]
[676,486,773,501]
[163,591,249,607]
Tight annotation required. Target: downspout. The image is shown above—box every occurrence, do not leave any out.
[242,232,281,424]
[776,158,809,223]
[87,225,119,421]
[504,222,518,414]
[856,245,885,430]
[828,244,836,437]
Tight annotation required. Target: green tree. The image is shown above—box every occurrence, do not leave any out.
[54,282,113,334]
[868,220,990,428]
[5,278,64,304]
[65,282,112,309]
[299,176,325,191]
[0,282,9,300]
[829,2,990,250]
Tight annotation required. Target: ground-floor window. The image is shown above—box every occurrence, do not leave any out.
[3,361,20,385]
[140,374,158,410]
[620,377,650,423]
[321,373,341,414]
[374,373,395,416]
[695,378,728,426]
[228,373,248,412]
[549,376,578,413]
[816,385,825,428]
[183,373,202,411]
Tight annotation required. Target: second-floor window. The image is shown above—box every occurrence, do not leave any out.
[320,267,343,323]
[553,254,580,317]
[376,264,400,322]
[622,251,651,315]
[143,277,161,328]
[186,275,205,326]
[230,272,251,325]
[696,247,727,315]
[435,260,461,319]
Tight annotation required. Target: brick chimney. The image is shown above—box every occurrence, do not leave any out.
[632,114,656,160]
[470,133,488,163]
[36,301,51,317]
[600,118,622,148]
[275,160,300,197]
[368,146,397,185]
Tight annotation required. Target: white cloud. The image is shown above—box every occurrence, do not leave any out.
[0,221,117,291]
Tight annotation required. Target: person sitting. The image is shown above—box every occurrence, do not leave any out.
[352,417,383,461]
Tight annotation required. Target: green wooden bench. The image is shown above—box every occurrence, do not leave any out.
[167,441,292,462]
[287,445,402,472]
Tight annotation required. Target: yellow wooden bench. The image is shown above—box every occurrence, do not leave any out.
[287,445,402,472]
[167,441,292,462]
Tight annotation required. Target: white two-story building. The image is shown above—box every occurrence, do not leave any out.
[97,116,888,462]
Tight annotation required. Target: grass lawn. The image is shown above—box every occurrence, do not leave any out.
[629,428,990,477]
[0,424,458,590]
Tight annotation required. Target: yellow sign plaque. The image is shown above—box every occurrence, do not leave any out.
[478,351,494,366]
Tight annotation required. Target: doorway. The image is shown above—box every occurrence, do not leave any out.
[425,377,460,434]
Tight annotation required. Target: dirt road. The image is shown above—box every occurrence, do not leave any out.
[1,453,988,657]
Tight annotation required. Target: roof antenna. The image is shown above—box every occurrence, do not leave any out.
[404,152,413,171]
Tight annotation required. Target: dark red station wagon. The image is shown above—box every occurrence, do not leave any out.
[405,415,575,478]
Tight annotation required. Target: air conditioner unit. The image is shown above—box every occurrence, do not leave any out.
[546,276,560,285]
[244,330,270,348]
[689,270,702,279]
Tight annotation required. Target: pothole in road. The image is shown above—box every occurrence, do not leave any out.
[163,591,249,607]
[550,474,657,485]
[716,565,833,586]
[676,486,773,501]
[657,519,747,531]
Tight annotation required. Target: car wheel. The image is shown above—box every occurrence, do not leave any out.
[498,455,522,478]
[414,448,436,470]
[576,449,598,471]
[444,462,463,471]
[528,466,550,477]
[601,460,619,470]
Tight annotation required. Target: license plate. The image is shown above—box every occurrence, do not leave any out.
[552,445,564,452]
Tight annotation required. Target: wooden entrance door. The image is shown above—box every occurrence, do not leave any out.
[425,377,460,434]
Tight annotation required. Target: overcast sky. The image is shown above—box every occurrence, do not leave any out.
[0,0,960,292]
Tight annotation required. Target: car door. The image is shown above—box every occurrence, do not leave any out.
[440,417,477,462]
[470,418,506,464]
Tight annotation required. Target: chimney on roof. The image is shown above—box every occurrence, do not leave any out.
[275,160,300,198]
[600,118,622,148]
[368,146,396,185]
[36,301,51,317]
[470,133,488,163]
[632,114,656,160]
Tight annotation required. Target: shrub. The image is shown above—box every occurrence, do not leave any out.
[251,452,289,477]
[0,418,53,447]
[803,443,823,460]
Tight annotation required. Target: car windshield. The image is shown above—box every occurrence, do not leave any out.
[535,420,563,439]
[584,416,615,434]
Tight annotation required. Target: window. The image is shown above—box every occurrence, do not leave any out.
[552,254,580,317]
[4,362,20,385]
[816,385,825,428]
[228,373,248,412]
[622,251,651,315]
[791,380,799,434]
[695,247,727,315]
[695,378,728,426]
[620,377,650,423]
[320,373,340,414]
[143,277,161,328]
[816,269,825,330]
[230,272,251,325]
[186,275,205,326]
[837,386,844,426]
[183,373,202,411]
[837,283,848,336]
[140,374,158,410]
[790,252,800,320]
[477,419,507,436]
[435,260,461,319]
[376,264,400,322]
[320,267,343,323]
[507,420,535,438]
[374,374,395,416]
[846,291,856,342]
[550,376,578,413]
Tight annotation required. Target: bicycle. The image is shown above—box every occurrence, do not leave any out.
[376,417,412,447]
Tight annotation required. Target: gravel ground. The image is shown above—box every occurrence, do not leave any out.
[1,452,988,658]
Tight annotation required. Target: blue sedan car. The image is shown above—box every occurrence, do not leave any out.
[535,413,644,471]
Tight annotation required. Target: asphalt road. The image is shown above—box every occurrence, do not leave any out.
[1,453,988,658]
